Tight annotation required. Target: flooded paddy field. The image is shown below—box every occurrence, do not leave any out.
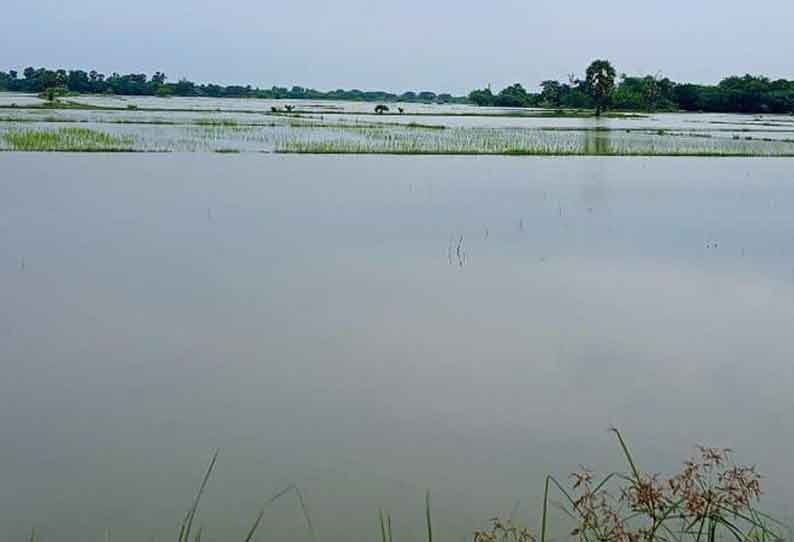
[2,152,794,541]
[2,93,794,155]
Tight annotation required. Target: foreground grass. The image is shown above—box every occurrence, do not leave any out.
[1,127,137,152]
[535,429,787,542]
[28,430,784,542]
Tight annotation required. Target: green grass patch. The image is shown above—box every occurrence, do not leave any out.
[275,127,794,157]
[405,121,446,130]
[194,118,240,127]
[2,127,137,151]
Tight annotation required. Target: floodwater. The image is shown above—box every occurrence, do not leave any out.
[2,153,794,541]
[3,94,794,154]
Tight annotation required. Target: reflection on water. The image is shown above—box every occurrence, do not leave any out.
[1,154,793,541]
[447,235,467,268]
[583,129,612,155]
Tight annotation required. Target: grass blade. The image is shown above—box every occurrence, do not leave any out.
[425,491,433,542]
[380,509,388,542]
[180,449,219,542]
[540,476,551,542]
[610,427,641,482]
[243,484,295,542]
[295,486,317,541]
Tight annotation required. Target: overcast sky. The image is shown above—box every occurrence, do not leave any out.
[3,0,791,94]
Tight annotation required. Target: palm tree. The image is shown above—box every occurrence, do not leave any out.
[585,60,616,117]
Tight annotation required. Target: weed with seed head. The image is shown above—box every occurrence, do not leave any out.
[475,518,535,542]
[538,428,785,542]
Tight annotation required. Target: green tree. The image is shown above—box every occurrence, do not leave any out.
[540,80,563,107]
[584,60,616,116]
[156,84,174,97]
[468,87,495,106]
[495,83,531,107]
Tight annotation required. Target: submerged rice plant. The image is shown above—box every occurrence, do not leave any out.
[275,126,794,156]
[3,112,794,155]
[1,126,136,151]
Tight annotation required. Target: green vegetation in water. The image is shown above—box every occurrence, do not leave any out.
[2,112,792,155]
[379,509,393,542]
[272,107,646,119]
[1,127,136,151]
[39,86,76,103]
[194,118,243,127]
[0,112,449,132]
[538,109,646,119]
[0,115,176,125]
[275,126,794,157]
[0,99,647,120]
[534,429,786,542]
[39,100,111,110]
[29,429,783,542]
[405,121,446,129]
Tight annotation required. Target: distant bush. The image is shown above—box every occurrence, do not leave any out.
[39,86,71,102]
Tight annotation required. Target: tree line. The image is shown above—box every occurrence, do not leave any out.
[2,62,794,114]
[469,60,794,114]
[0,67,465,104]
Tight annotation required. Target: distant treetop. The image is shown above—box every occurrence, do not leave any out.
[467,60,794,114]
[2,62,794,114]
[0,67,467,104]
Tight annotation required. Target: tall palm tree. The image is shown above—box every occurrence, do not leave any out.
[585,60,616,117]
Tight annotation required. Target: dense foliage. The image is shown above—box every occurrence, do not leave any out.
[584,60,617,116]
[2,63,794,114]
[468,62,794,114]
[0,67,465,104]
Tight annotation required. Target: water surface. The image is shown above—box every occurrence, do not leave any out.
[1,154,793,541]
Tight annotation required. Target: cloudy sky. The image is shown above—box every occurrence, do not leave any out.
[3,0,791,94]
